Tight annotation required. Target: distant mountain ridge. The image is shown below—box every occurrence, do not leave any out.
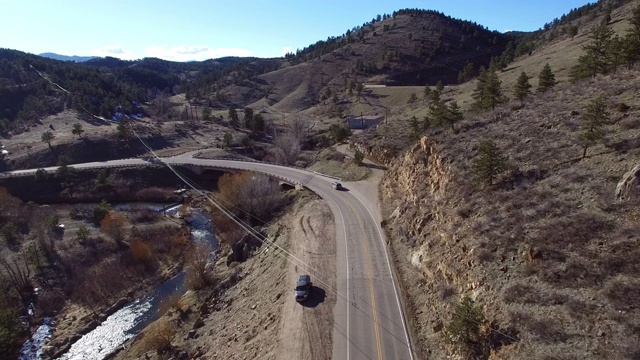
[38,52,97,62]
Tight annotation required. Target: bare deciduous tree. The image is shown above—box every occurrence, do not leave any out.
[287,117,310,142]
[0,255,32,301]
[274,133,301,165]
[186,242,213,290]
[238,174,280,220]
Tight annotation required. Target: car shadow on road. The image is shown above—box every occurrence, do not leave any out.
[301,286,326,308]
[336,187,350,192]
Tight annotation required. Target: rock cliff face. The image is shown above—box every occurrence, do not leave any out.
[376,136,516,358]
[377,136,458,357]
[615,164,640,202]
[380,136,457,272]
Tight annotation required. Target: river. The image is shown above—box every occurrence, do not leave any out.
[19,205,217,360]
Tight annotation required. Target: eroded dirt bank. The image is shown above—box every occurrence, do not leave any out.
[111,197,336,360]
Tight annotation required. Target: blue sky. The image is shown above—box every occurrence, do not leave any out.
[1,0,595,61]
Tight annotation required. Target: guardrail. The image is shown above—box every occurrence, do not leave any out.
[0,153,341,188]
[191,151,342,182]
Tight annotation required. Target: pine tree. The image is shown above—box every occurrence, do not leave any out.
[427,97,447,128]
[485,71,507,110]
[457,62,475,83]
[228,107,239,128]
[435,80,445,93]
[609,35,624,74]
[443,296,486,354]
[514,71,532,101]
[537,63,557,93]
[471,67,488,110]
[445,101,463,132]
[223,132,233,148]
[408,115,421,140]
[41,131,54,148]
[580,95,609,159]
[353,150,365,166]
[499,41,515,69]
[569,25,579,39]
[423,85,432,101]
[582,22,614,75]
[243,107,254,129]
[71,123,84,138]
[202,106,212,122]
[116,119,132,143]
[623,4,640,67]
[471,139,508,185]
[356,82,364,102]
[252,114,265,134]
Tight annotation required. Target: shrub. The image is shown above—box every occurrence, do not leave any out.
[34,169,49,182]
[135,187,170,202]
[1,223,19,245]
[619,117,640,130]
[130,239,152,263]
[130,209,161,223]
[0,305,20,356]
[353,149,365,166]
[93,200,112,224]
[139,319,175,354]
[524,316,568,343]
[100,212,128,243]
[186,243,213,290]
[606,279,640,311]
[76,224,90,242]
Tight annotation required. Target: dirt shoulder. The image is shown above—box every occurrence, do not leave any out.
[112,196,336,360]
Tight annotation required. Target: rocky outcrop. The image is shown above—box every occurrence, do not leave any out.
[349,141,398,166]
[381,136,451,240]
[379,136,490,358]
[615,164,640,202]
[226,233,262,265]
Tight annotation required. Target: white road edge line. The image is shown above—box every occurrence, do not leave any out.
[330,193,350,360]
[353,194,415,360]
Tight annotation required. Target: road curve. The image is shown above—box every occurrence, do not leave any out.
[1,154,415,360]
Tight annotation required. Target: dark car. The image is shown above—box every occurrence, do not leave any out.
[331,181,342,190]
[295,275,312,302]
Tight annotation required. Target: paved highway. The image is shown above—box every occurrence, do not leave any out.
[1,152,414,360]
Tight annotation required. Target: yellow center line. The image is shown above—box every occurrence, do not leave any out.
[344,197,383,360]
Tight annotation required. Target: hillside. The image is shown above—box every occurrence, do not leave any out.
[349,1,640,358]
[188,9,514,112]
[38,53,96,63]
[0,50,256,137]
[2,1,640,359]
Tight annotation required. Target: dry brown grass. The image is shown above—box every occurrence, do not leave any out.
[307,159,371,181]
[375,3,640,358]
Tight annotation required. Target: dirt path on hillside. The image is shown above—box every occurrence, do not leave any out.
[276,201,336,360]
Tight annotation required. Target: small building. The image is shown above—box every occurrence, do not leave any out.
[347,115,384,130]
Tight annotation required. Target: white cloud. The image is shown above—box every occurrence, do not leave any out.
[280,46,294,57]
[91,46,137,60]
[143,45,253,61]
